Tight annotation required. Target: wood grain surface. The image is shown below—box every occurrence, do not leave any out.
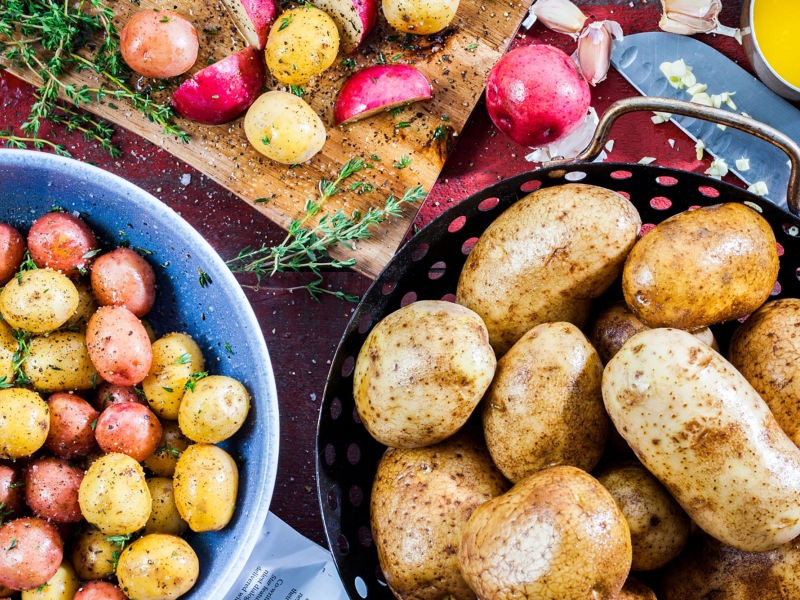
[1,0,533,278]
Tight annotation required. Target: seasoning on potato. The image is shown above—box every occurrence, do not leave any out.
[22,331,99,392]
[353,300,496,448]
[116,534,199,600]
[145,477,188,536]
[622,203,779,329]
[0,388,50,460]
[24,457,85,524]
[173,444,238,532]
[74,581,127,600]
[482,321,606,483]
[0,517,64,592]
[371,428,508,600]
[143,420,192,478]
[20,561,80,600]
[86,306,153,387]
[458,465,632,600]
[27,212,98,275]
[0,269,79,334]
[120,10,199,79]
[142,332,206,420]
[456,183,641,355]
[178,375,250,443]
[70,524,118,581]
[382,0,460,34]
[45,393,99,459]
[603,328,800,552]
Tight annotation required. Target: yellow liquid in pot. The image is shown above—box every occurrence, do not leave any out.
[753,0,800,88]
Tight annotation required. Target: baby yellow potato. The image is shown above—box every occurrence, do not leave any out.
[0,388,50,459]
[144,420,192,477]
[178,375,250,443]
[142,332,205,420]
[141,319,158,343]
[117,534,199,600]
[0,269,79,333]
[70,524,118,580]
[265,6,339,84]
[0,320,15,385]
[65,279,98,330]
[244,91,326,164]
[174,444,238,532]
[22,331,99,392]
[78,453,152,535]
[145,477,188,536]
[383,0,460,33]
[21,562,80,600]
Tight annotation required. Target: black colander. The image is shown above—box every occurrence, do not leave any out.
[316,97,800,600]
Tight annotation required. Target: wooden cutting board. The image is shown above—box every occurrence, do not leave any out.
[2,0,532,278]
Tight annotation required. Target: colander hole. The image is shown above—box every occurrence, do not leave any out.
[382,278,397,295]
[448,216,467,233]
[796,267,800,281]
[358,526,373,547]
[429,261,446,280]
[744,201,763,213]
[699,186,720,198]
[462,237,478,255]
[341,356,355,377]
[688,205,701,211]
[353,406,362,424]
[564,171,586,182]
[738,314,750,323]
[327,487,339,511]
[617,191,631,200]
[777,243,785,256]
[324,444,335,466]
[772,281,782,296]
[412,243,429,261]
[358,314,373,334]
[640,224,656,236]
[355,576,367,598]
[347,443,361,464]
[784,223,800,237]
[657,176,679,186]
[610,170,632,180]
[478,197,499,211]
[349,485,363,506]
[330,397,342,420]
[441,293,457,303]
[520,179,542,192]
[337,534,350,555]
[650,197,672,210]
[401,291,417,307]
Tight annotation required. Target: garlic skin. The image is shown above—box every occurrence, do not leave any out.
[524,0,588,36]
[659,0,742,40]
[574,21,624,86]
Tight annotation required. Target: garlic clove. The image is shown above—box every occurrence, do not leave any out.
[530,0,588,36]
[658,0,741,39]
[695,139,705,160]
[574,20,624,86]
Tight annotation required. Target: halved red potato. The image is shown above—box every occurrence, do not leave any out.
[221,0,277,49]
[334,65,432,125]
[314,0,378,54]
[172,47,267,125]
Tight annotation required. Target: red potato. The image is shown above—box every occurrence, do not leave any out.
[91,247,156,317]
[95,402,162,463]
[120,10,199,78]
[45,393,99,459]
[0,224,25,286]
[221,0,276,49]
[86,306,153,386]
[0,464,24,518]
[172,47,267,125]
[75,581,127,600]
[485,44,590,147]
[27,212,98,276]
[0,517,63,591]
[314,0,378,53]
[25,457,85,523]
[334,65,432,125]
[95,382,147,411]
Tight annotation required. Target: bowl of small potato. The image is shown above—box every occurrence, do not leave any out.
[0,149,279,600]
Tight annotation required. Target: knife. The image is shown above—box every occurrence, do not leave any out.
[611,32,800,210]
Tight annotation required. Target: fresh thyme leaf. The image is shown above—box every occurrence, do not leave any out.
[340,57,356,69]
[82,248,102,259]
[162,386,173,393]
[224,342,234,354]
[106,534,133,547]
[35,583,49,593]
[184,371,208,392]
[396,122,410,129]
[369,154,381,162]
[390,53,402,62]
[203,27,219,34]
[254,198,270,204]
[159,15,170,22]
[90,419,97,430]
[278,14,292,30]
[156,442,181,458]
[376,51,386,65]
[393,155,412,169]
[290,85,304,97]
[6,538,16,551]
[261,134,270,146]
[11,329,32,385]
[432,124,447,141]
[0,376,10,389]
[174,352,192,366]
[15,250,37,284]
[442,114,450,122]
[7,482,25,489]
[466,42,478,51]
[390,107,403,117]
[198,268,213,288]
[0,502,13,526]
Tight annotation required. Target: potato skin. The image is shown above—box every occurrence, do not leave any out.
[24,458,84,523]
[0,518,63,591]
[482,322,606,482]
[457,184,641,355]
[0,388,50,459]
[78,453,151,536]
[23,331,99,392]
[623,203,778,329]
[265,6,339,84]
[0,321,15,386]
[74,581,127,600]
[729,298,800,447]
[145,478,187,536]
[371,429,508,600]
[20,561,80,600]
[143,420,191,477]
[178,375,250,443]
[382,0,460,34]
[86,306,152,386]
[45,394,99,459]
[94,383,147,412]
[173,444,238,532]
[91,248,156,317]
[120,10,198,78]
[70,524,117,581]
[603,328,800,552]
[95,402,162,463]
[617,578,657,600]
[116,534,199,600]
[459,465,631,600]
[596,462,690,571]
[0,223,25,286]
[65,280,97,330]
[0,269,78,334]
[27,212,98,276]
[354,300,496,448]
[142,332,205,420]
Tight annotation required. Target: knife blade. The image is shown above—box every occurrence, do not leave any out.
[611,31,800,210]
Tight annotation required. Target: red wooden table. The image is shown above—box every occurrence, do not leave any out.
[0,0,752,546]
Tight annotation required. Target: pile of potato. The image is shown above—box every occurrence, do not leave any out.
[354,183,800,600]
[0,212,249,600]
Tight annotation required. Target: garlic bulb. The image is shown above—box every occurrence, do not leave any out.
[574,21,624,86]
[659,0,741,40]
[523,0,587,37]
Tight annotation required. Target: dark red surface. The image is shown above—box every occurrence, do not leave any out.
[0,0,755,546]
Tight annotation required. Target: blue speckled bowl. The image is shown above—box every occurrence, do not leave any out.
[0,149,280,600]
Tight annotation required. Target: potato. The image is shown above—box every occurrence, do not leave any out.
[354,300,496,448]
[623,203,778,330]
[95,402,162,462]
[74,581,127,600]
[78,453,151,536]
[23,331,99,392]
[659,533,800,599]
[145,478,187,536]
[596,462,690,571]
[482,322,606,483]
[142,332,205,420]
[220,0,276,49]
[86,306,152,386]
[116,534,199,600]
[0,518,63,591]
[0,584,13,598]
[143,420,191,477]
[313,0,377,54]
[0,321,15,390]
[244,91,326,164]
[603,328,800,552]
[25,458,84,524]
[65,280,98,330]
[173,444,238,532]
[95,383,147,412]
[20,561,80,600]
[45,393,99,459]
[120,10,198,78]
[0,464,24,518]
[616,578,657,600]
[27,212,98,276]
[459,466,631,600]
[729,298,800,447]
[70,524,117,581]
[371,429,508,600]
[0,269,78,334]
[457,184,641,355]
[382,0,459,33]
[91,247,156,317]
[265,6,339,84]
[0,223,25,286]
[178,375,250,443]
[0,388,50,459]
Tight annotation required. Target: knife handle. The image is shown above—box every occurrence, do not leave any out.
[572,96,800,215]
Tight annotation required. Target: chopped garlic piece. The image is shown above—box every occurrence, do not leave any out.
[736,158,750,171]
[669,139,675,148]
[651,111,672,124]
[660,59,694,89]
[741,112,751,117]
[710,94,723,108]
[717,124,727,131]
[705,158,728,179]
[683,71,697,87]
[719,92,737,110]
[748,181,768,196]
[639,157,657,164]
[686,83,707,95]
[605,140,615,152]
[691,92,713,106]
[695,139,705,160]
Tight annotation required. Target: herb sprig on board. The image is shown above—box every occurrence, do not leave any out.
[228,158,426,301]
[0,0,187,157]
